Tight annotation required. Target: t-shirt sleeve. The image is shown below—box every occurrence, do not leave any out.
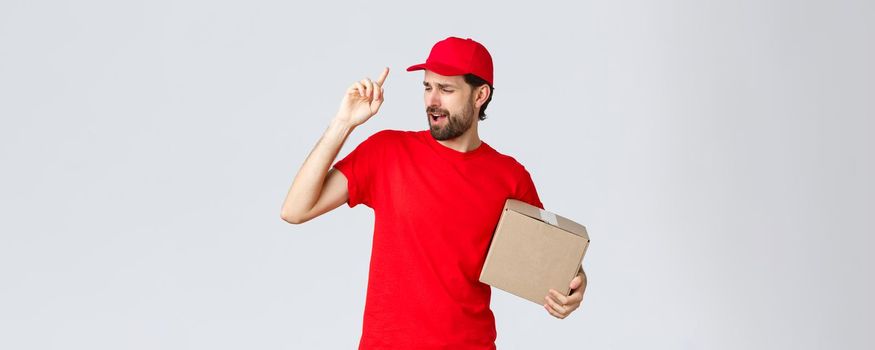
[332,130,385,208]
[515,166,545,210]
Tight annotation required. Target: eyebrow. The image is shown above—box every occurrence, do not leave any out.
[423,81,458,89]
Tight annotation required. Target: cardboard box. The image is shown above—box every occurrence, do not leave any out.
[479,199,590,305]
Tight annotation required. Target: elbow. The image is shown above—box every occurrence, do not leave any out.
[280,209,308,225]
[281,214,301,225]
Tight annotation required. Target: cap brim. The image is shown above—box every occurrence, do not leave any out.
[406,61,468,77]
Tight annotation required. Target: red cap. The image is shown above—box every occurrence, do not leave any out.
[406,37,494,86]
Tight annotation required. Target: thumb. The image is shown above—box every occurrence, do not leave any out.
[371,90,384,112]
[569,276,582,290]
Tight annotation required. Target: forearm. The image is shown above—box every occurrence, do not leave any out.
[281,118,356,221]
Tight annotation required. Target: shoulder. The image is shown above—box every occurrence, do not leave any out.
[488,145,533,177]
[351,129,420,156]
[364,129,417,143]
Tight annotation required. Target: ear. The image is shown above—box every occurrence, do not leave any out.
[473,84,490,110]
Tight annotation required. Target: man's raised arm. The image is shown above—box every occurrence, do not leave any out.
[280,67,389,224]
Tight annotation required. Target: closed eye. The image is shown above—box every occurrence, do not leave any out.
[424,83,455,93]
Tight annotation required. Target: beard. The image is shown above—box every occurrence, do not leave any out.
[427,98,475,141]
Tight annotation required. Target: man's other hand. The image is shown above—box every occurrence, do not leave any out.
[335,67,389,127]
[544,268,587,319]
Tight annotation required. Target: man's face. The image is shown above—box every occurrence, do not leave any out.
[423,70,476,141]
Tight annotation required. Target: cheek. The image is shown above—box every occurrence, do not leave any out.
[446,96,465,111]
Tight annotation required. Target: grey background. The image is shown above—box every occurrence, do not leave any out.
[1,0,873,349]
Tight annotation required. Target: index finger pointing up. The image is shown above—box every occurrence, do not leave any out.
[376,67,390,86]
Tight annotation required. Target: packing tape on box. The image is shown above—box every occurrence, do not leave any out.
[539,209,559,226]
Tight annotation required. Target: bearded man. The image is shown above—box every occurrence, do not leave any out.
[281,36,587,349]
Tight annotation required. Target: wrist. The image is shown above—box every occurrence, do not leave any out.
[327,117,356,136]
[331,113,359,128]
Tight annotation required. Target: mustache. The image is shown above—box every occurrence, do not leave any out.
[426,107,449,115]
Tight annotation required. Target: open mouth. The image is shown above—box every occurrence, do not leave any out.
[430,113,448,122]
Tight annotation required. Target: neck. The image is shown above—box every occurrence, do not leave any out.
[436,122,481,152]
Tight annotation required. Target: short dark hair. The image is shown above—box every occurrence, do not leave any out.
[463,74,494,121]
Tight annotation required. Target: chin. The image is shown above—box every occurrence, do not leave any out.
[429,128,454,141]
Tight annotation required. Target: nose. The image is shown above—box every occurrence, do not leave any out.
[425,89,440,108]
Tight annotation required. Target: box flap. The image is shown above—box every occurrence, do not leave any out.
[504,199,590,240]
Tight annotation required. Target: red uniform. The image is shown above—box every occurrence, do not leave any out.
[333,129,543,349]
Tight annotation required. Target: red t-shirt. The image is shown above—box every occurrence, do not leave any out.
[333,129,544,349]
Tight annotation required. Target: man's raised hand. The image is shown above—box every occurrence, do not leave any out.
[335,67,390,127]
